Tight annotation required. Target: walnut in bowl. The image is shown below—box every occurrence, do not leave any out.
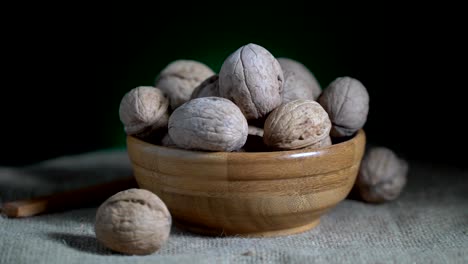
[126,129,365,237]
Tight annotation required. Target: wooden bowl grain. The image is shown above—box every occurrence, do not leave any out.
[126,129,365,237]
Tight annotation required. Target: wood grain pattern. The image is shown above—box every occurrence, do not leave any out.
[127,129,366,237]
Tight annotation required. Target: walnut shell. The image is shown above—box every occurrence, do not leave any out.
[263,99,331,150]
[318,77,369,137]
[155,60,215,110]
[118,86,169,136]
[355,147,408,203]
[219,43,283,120]
[168,97,248,151]
[190,75,220,99]
[95,188,171,255]
[277,57,322,103]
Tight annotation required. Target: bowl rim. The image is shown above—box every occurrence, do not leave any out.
[127,129,365,158]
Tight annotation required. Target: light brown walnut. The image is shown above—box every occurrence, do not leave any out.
[263,99,331,150]
[118,86,169,137]
[277,57,322,103]
[219,43,283,120]
[318,77,369,137]
[355,147,408,203]
[168,97,248,152]
[190,75,220,99]
[155,60,214,110]
[94,188,171,255]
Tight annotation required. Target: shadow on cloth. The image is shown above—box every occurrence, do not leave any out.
[48,232,113,255]
[0,151,132,202]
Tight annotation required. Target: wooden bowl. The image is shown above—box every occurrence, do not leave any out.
[126,129,366,237]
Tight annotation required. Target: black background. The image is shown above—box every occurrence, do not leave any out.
[1,9,466,167]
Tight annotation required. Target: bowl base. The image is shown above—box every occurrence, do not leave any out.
[174,219,320,238]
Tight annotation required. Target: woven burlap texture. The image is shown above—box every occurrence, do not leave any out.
[1,150,467,263]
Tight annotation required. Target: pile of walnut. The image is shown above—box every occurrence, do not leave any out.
[107,43,409,254]
[119,43,371,152]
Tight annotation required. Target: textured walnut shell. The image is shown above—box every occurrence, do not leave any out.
[263,100,331,150]
[95,189,172,255]
[318,77,369,137]
[355,147,408,203]
[118,86,169,136]
[190,75,220,99]
[277,57,322,103]
[155,60,215,110]
[168,97,248,151]
[219,43,283,120]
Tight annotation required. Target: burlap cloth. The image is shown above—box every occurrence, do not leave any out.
[1,150,467,263]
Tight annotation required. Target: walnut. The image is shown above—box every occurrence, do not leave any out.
[118,86,169,137]
[318,77,369,137]
[168,97,248,151]
[94,189,171,255]
[155,60,215,110]
[277,57,322,103]
[190,75,220,99]
[219,43,283,120]
[355,147,408,203]
[263,99,331,150]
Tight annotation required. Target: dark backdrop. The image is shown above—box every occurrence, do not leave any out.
[1,10,465,167]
